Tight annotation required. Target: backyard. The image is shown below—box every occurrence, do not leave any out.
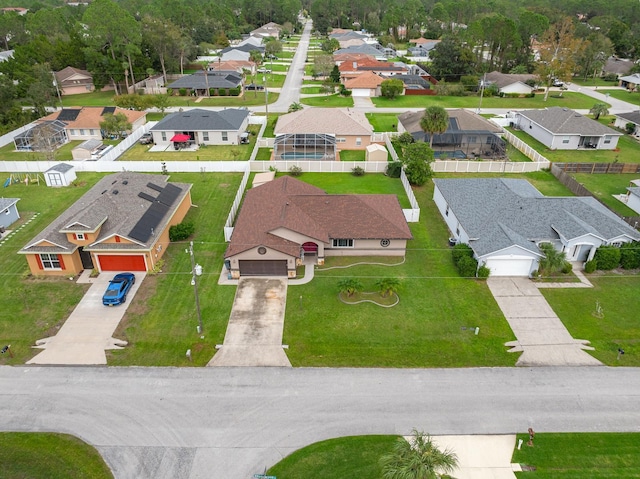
[366,113,399,132]
[570,172,640,217]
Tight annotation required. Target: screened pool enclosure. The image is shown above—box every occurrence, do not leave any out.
[273,133,336,160]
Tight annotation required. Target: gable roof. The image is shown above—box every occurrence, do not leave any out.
[221,43,265,54]
[615,110,640,126]
[399,109,502,136]
[334,44,385,57]
[603,57,634,75]
[333,53,376,63]
[208,60,255,73]
[20,173,191,254]
[619,73,640,83]
[168,71,243,90]
[484,71,537,89]
[0,198,19,211]
[516,107,622,137]
[150,108,250,132]
[55,66,92,85]
[39,107,146,130]
[275,108,372,136]
[225,176,412,257]
[434,178,640,257]
[344,71,384,89]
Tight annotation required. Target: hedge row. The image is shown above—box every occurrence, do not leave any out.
[585,242,640,272]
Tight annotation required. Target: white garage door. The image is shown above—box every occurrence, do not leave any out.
[351,89,370,97]
[484,258,534,277]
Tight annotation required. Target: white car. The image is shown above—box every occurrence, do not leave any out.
[257,67,272,73]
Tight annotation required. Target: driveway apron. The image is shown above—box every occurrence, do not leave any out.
[488,277,602,367]
[208,278,291,367]
[27,273,146,365]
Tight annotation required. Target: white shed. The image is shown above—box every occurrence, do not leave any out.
[45,163,76,187]
[72,139,103,160]
[365,143,388,162]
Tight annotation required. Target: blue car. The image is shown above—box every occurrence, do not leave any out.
[102,273,136,306]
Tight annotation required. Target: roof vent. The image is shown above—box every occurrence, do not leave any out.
[562,108,568,111]
[112,180,117,184]
[122,180,128,185]
[112,190,119,195]
[101,190,107,194]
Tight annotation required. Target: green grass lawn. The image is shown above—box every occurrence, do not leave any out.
[301,86,323,94]
[120,125,260,161]
[507,125,640,164]
[513,432,640,478]
[108,172,242,366]
[541,276,640,366]
[169,92,279,107]
[366,113,399,132]
[301,94,354,107]
[282,177,517,368]
[255,147,272,160]
[257,113,282,137]
[570,173,640,216]
[339,150,365,161]
[268,435,397,478]
[436,170,574,196]
[598,89,640,108]
[0,173,106,365]
[372,92,601,110]
[61,91,115,107]
[0,432,114,479]
[571,78,620,87]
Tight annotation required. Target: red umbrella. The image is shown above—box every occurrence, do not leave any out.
[170,134,190,142]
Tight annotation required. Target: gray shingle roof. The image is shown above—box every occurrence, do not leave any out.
[334,45,384,57]
[168,71,242,90]
[45,163,74,174]
[517,107,622,136]
[0,198,19,211]
[615,111,640,126]
[20,173,191,254]
[433,178,640,257]
[150,108,250,132]
[628,186,640,199]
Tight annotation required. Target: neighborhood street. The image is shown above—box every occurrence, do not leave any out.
[1,365,639,478]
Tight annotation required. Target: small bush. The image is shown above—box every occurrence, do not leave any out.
[593,245,621,270]
[584,259,597,273]
[477,263,491,279]
[169,221,195,241]
[229,86,241,96]
[218,88,227,96]
[385,161,403,178]
[561,261,573,274]
[179,88,187,96]
[457,255,478,277]
[452,243,474,263]
[289,165,303,176]
[340,88,352,97]
[351,166,365,176]
[603,73,618,82]
[620,241,640,269]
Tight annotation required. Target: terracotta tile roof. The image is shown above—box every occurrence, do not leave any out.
[344,71,384,89]
[275,108,372,136]
[39,107,146,130]
[207,60,255,72]
[409,37,440,44]
[333,53,375,62]
[225,176,412,257]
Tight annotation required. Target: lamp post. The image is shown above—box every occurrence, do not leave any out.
[188,241,204,334]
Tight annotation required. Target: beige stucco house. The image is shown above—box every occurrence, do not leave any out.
[224,176,412,278]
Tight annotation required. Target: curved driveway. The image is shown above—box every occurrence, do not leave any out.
[1,366,639,478]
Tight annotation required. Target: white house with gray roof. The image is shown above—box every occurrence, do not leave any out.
[433,178,640,276]
[0,198,20,230]
[514,107,622,150]
[613,111,640,137]
[150,108,250,147]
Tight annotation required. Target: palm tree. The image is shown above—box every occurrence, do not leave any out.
[538,242,567,276]
[375,278,401,298]
[589,102,609,120]
[420,107,449,148]
[380,429,458,479]
[337,278,363,297]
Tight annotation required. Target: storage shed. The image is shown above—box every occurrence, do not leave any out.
[45,163,77,187]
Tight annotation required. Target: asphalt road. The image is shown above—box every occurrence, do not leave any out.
[1,366,639,478]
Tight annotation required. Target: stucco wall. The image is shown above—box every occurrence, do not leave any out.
[335,134,372,150]
[25,251,83,276]
[0,205,19,228]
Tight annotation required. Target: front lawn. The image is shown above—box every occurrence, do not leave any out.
[372,92,601,110]
[0,432,114,479]
[541,276,640,366]
[283,177,517,368]
[301,94,354,107]
[366,113,399,132]
[168,92,279,107]
[513,432,640,478]
[570,173,640,216]
[598,89,640,107]
[301,86,323,94]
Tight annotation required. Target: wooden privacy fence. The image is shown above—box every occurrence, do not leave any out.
[554,162,640,174]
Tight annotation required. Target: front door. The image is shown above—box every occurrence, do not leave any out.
[79,247,94,269]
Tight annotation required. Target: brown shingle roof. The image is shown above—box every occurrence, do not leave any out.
[275,108,372,136]
[225,176,412,258]
[344,71,385,89]
[39,107,146,130]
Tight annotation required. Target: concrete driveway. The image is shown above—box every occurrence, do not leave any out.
[208,278,291,367]
[27,272,145,365]
[488,277,602,367]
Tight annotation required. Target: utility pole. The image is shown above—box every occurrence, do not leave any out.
[264,75,269,120]
[51,71,63,110]
[476,73,486,114]
[188,241,204,334]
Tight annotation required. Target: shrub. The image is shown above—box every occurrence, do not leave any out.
[460,75,479,92]
[620,241,640,269]
[561,261,573,274]
[289,165,303,176]
[452,243,474,263]
[626,122,636,135]
[229,87,241,96]
[593,245,621,270]
[385,161,403,178]
[603,73,617,82]
[340,88,352,97]
[584,259,597,273]
[457,255,478,277]
[169,221,195,241]
[477,263,490,279]
[167,88,173,96]
[351,166,365,176]
[179,88,187,96]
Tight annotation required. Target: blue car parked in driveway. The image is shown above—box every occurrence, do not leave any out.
[102,273,136,306]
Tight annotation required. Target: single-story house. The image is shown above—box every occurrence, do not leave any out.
[623,180,640,214]
[19,173,192,276]
[273,108,374,160]
[613,110,640,136]
[334,44,389,61]
[339,58,407,78]
[333,52,376,66]
[344,71,385,97]
[54,67,95,95]
[398,109,505,158]
[407,38,440,59]
[0,198,20,229]
[250,22,282,39]
[225,176,412,278]
[433,178,640,276]
[397,74,437,94]
[602,57,634,77]
[44,163,76,187]
[219,43,265,56]
[168,71,243,96]
[514,107,622,150]
[149,108,250,147]
[619,73,640,90]
[483,71,537,95]
[36,107,146,142]
[208,60,256,75]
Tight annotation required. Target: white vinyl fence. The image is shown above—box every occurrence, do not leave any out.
[224,165,251,241]
[432,160,546,173]
[0,122,38,148]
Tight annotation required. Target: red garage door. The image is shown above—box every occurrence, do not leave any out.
[98,255,146,271]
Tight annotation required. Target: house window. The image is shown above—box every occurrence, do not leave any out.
[161,132,166,141]
[468,136,477,144]
[79,129,86,135]
[75,233,85,240]
[336,138,346,143]
[355,137,362,146]
[70,129,77,135]
[611,241,622,247]
[604,135,612,144]
[48,173,63,186]
[40,253,61,269]
[203,132,209,141]
[562,136,570,144]
[222,131,228,141]
[115,236,121,243]
[332,238,354,248]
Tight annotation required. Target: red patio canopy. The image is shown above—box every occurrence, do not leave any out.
[170,134,190,142]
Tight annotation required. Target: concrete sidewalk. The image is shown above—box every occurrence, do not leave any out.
[488,277,602,367]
